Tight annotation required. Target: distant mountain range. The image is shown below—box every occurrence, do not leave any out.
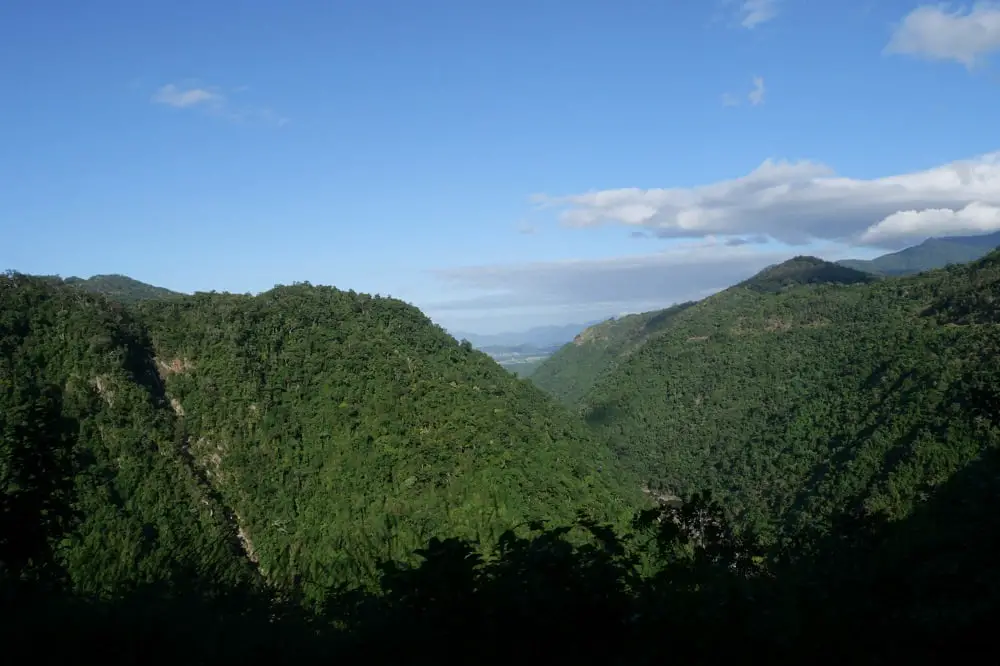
[450,321,602,349]
[9,242,1000,660]
[839,231,1000,276]
[35,229,1000,338]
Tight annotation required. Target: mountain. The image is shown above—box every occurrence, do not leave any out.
[1,273,639,601]
[62,274,182,304]
[578,253,1000,541]
[839,230,1000,276]
[0,273,257,597]
[5,264,1000,664]
[530,257,871,407]
[450,320,601,349]
[738,255,877,292]
[530,302,696,406]
[132,283,640,594]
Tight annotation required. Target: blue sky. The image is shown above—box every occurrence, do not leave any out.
[3,1,1000,333]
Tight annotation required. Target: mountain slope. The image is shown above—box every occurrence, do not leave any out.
[0,273,256,596]
[530,302,696,406]
[739,255,877,292]
[135,284,640,596]
[63,274,181,304]
[4,270,1000,664]
[530,257,871,408]
[581,254,1000,541]
[839,231,1000,276]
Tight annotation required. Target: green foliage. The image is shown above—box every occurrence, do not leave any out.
[62,273,181,304]
[530,302,696,406]
[8,476,998,665]
[737,255,877,293]
[2,275,641,600]
[580,253,1000,543]
[3,253,1000,663]
[1,272,257,597]
[130,283,640,596]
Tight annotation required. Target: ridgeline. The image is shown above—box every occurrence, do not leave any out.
[3,254,999,664]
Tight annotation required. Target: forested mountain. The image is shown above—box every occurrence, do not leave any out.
[580,253,1000,543]
[1,274,638,601]
[0,273,257,598]
[62,274,182,304]
[839,230,1000,276]
[738,255,877,292]
[530,302,696,406]
[136,285,640,595]
[3,261,999,664]
[530,257,875,408]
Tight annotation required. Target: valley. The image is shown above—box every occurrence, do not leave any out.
[7,2,1000,657]
[478,343,562,376]
[5,242,1000,663]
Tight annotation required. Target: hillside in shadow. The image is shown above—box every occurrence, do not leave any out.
[4,445,996,665]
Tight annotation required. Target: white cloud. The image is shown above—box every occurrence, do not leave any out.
[151,82,288,126]
[886,3,1000,66]
[152,84,223,109]
[426,240,797,317]
[861,202,1000,244]
[740,0,779,28]
[748,76,765,105]
[533,151,1000,248]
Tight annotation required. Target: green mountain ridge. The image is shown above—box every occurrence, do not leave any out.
[4,253,1000,663]
[579,251,1000,541]
[738,255,878,292]
[839,230,1000,276]
[530,301,696,406]
[0,273,257,597]
[60,274,183,304]
[530,256,871,407]
[2,272,638,601]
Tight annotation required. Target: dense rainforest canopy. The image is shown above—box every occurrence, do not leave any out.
[570,255,1000,545]
[2,273,637,599]
[2,254,999,664]
[530,301,696,406]
[63,273,183,304]
[133,283,638,594]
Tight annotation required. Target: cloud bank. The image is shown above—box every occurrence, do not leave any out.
[886,3,1000,66]
[534,152,1000,249]
[426,240,800,323]
[429,151,1000,331]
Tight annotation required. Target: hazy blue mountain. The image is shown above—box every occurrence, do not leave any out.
[451,321,602,349]
[839,231,1000,276]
